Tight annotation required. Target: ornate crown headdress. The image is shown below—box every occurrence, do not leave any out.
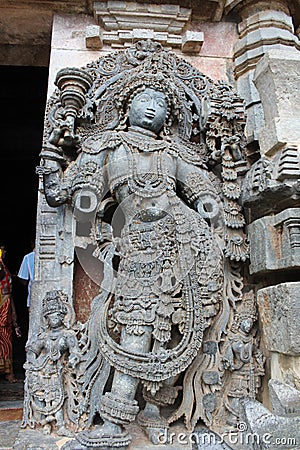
[230,290,257,332]
[42,290,68,316]
[94,50,189,136]
[238,291,257,321]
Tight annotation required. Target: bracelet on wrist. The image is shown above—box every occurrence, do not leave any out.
[39,150,65,163]
[36,165,60,175]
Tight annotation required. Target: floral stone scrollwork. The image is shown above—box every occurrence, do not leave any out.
[27,40,265,448]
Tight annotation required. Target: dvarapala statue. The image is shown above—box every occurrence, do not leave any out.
[25,40,264,448]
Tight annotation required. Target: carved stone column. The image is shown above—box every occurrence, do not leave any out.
[253,47,300,156]
[257,283,300,390]
[29,182,75,339]
[225,0,299,152]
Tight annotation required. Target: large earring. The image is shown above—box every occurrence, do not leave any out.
[162,123,170,136]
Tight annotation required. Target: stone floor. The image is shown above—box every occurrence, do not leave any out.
[0,374,24,450]
[0,376,233,450]
[0,420,22,450]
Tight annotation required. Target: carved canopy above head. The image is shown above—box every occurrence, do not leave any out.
[42,39,249,264]
[43,39,247,170]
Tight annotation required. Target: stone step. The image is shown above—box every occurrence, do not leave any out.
[0,401,23,421]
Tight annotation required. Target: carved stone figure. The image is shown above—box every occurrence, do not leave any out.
[221,292,265,429]
[25,40,263,448]
[22,290,81,437]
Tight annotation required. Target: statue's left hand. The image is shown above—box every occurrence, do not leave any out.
[49,125,80,148]
[68,354,80,368]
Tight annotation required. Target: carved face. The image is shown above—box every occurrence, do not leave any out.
[128,88,168,134]
[240,318,253,334]
[46,311,64,329]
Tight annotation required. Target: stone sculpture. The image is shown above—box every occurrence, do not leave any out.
[22,290,81,437]
[221,292,265,429]
[24,40,265,448]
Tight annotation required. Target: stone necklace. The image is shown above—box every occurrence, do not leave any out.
[121,128,172,198]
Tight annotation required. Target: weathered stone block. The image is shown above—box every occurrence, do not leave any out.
[181,31,204,53]
[236,71,264,142]
[85,25,103,49]
[241,397,300,449]
[249,208,300,274]
[269,379,300,416]
[257,282,300,355]
[253,48,300,155]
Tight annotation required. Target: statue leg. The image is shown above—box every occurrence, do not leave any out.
[225,396,240,427]
[77,326,152,449]
[138,402,169,445]
[56,408,74,437]
[138,341,181,444]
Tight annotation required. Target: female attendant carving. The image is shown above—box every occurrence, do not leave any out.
[23,290,81,437]
[221,292,265,429]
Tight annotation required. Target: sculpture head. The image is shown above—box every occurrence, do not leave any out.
[43,290,68,328]
[47,311,66,329]
[240,318,253,334]
[231,291,257,334]
[128,88,168,134]
[114,70,184,135]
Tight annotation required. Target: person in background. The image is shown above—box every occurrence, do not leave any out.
[17,241,35,310]
[0,243,21,383]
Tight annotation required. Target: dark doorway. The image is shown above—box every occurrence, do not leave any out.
[0,65,48,376]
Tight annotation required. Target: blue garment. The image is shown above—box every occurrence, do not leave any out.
[18,251,35,307]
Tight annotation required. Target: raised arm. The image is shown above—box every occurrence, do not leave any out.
[37,134,108,212]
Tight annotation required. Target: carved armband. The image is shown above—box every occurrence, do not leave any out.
[182,171,221,222]
[36,165,60,176]
[40,145,66,163]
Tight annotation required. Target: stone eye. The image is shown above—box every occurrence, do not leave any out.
[157,99,166,107]
[139,94,150,102]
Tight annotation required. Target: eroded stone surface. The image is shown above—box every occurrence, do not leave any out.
[269,379,300,417]
[248,209,300,274]
[257,282,300,355]
[240,396,300,450]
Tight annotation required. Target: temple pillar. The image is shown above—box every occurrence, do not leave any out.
[235,0,300,406]
[225,0,299,155]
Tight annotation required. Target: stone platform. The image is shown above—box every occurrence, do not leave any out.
[13,422,194,450]
[12,422,237,450]
[0,376,232,450]
[0,375,24,449]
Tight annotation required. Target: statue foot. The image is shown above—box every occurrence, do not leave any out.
[42,423,52,435]
[57,425,74,437]
[137,409,168,445]
[76,422,131,448]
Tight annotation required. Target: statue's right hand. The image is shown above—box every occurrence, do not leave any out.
[49,127,65,146]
